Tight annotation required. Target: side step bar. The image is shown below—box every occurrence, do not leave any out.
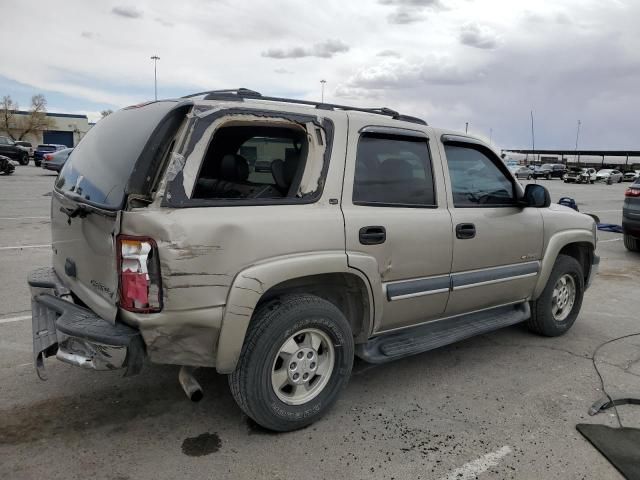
[356,302,530,364]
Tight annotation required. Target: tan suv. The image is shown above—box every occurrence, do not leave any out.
[28,89,599,431]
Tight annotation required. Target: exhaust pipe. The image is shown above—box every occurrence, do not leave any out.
[179,366,203,402]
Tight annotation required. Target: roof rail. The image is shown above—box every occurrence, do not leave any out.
[183,88,427,125]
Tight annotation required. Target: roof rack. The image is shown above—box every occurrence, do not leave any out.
[182,88,427,125]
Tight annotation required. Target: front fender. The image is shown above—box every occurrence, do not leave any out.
[214,251,374,373]
[533,229,595,298]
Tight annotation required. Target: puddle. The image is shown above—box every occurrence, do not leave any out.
[181,432,222,456]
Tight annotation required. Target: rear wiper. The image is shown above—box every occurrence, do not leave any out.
[60,204,93,222]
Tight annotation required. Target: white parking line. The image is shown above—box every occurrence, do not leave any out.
[599,238,622,243]
[590,210,623,213]
[0,315,31,324]
[0,216,49,220]
[440,446,512,480]
[0,244,50,251]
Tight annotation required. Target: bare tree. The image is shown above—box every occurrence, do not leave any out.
[0,94,54,140]
[0,96,17,139]
[100,109,113,118]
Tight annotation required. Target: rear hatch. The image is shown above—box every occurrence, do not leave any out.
[50,100,191,323]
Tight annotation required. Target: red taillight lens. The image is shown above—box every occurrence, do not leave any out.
[117,235,162,312]
[625,187,640,197]
[44,154,52,161]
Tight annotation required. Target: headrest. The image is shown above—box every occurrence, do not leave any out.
[379,157,414,182]
[219,154,249,181]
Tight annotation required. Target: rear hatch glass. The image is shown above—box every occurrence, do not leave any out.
[38,145,56,151]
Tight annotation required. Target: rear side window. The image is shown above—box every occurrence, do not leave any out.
[353,134,436,207]
[192,125,307,200]
[445,145,515,207]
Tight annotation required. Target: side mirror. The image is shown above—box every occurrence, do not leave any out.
[523,184,550,208]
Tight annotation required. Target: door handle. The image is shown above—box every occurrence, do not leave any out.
[456,223,476,239]
[359,226,386,245]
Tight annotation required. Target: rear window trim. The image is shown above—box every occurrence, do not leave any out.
[162,108,334,208]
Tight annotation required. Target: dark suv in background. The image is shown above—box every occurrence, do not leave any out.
[0,136,29,165]
[623,179,640,252]
[34,144,67,167]
[532,163,567,180]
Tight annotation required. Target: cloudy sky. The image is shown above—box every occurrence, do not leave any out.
[1,0,639,149]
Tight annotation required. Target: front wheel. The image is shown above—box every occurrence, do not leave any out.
[527,175,532,180]
[229,294,354,432]
[527,255,584,337]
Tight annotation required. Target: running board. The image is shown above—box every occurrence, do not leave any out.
[356,302,530,364]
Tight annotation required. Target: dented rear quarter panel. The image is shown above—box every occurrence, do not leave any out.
[119,106,352,369]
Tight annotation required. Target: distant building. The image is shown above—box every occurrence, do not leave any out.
[4,111,91,147]
[502,149,640,170]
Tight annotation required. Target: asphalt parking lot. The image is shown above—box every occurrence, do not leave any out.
[1,166,639,480]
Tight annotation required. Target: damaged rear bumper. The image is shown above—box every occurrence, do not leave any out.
[28,267,144,380]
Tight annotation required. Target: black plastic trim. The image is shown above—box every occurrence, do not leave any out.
[386,276,450,300]
[451,262,539,288]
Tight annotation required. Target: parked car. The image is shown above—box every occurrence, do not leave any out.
[42,147,73,173]
[0,136,29,165]
[563,167,596,184]
[15,141,34,160]
[531,163,567,180]
[508,165,532,179]
[596,169,623,183]
[34,144,67,167]
[27,89,599,432]
[623,170,640,182]
[623,178,640,251]
[0,154,15,175]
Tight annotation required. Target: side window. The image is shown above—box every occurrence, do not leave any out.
[192,125,307,200]
[444,145,516,207]
[353,134,436,207]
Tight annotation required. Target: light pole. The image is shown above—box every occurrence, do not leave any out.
[320,79,326,103]
[465,122,469,133]
[489,127,493,145]
[574,119,581,166]
[530,110,536,163]
[150,55,160,101]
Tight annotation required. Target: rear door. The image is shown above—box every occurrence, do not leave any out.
[341,117,453,333]
[51,101,189,322]
[439,136,544,316]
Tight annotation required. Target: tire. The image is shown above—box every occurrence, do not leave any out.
[527,254,584,337]
[624,234,640,252]
[19,152,28,165]
[590,180,594,184]
[546,174,551,180]
[527,175,532,180]
[34,161,41,167]
[618,177,623,183]
[229,294,354,432]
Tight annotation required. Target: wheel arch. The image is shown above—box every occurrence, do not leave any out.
[534,232,595,298]
[215,253,375,373]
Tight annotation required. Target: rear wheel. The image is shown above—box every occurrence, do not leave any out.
[624,234,640,252]
[528,254,584,337]
[546,173,551,180]
[19,152,28,165]
[34,160,41,167]
[229,294,354,432]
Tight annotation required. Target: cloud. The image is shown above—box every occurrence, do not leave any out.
[379,0,440,6]
[80,31,94,39]
[262,39,349,59]
[111,6,143,19]
[459,23,499,49]
[274,68,293,74]
[387,10,424,24]
[377,50,401,57]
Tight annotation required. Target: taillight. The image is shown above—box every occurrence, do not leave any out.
[44,154,52,161]
[117,235,162,312]
[625,187,640,198]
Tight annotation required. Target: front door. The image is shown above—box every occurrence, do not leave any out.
[341,119,453,333]
[439,137,544,316]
